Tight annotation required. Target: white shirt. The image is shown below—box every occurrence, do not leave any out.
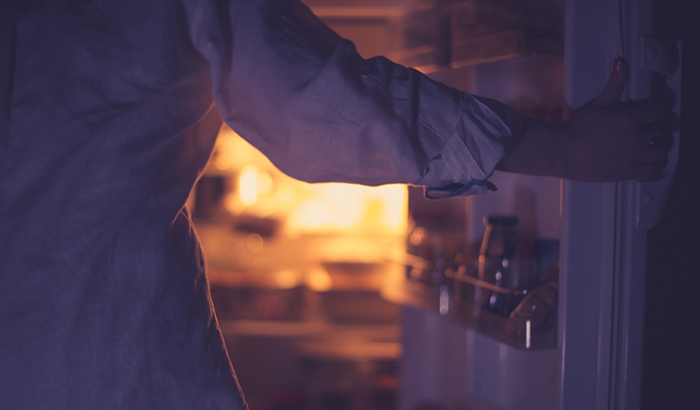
[0,0,522,408]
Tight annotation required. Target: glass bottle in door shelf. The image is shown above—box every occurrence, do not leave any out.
[477,216,520,316]
[477,215,545,316]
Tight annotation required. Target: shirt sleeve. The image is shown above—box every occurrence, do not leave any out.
[189,0,524,197]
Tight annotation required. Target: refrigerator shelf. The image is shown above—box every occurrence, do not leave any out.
[387,0,563,73]
[382,268,558,350]
[450,29,563,69]
[451,272,558,350]
[389,29,562,73]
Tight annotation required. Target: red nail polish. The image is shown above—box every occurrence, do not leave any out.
[613,57,623,73]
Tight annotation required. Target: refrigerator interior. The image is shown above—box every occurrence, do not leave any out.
[189,1,576,409]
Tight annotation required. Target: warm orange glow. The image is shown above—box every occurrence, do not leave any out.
[285,183,407,236]
[239,165,259,206]
[305,266,333,292]
[245,233,264,252]
[409,226,426,246]
[210,126,408,236]
[269,270,299,289]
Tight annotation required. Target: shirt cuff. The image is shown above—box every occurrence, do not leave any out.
[424,180,497,199]
[423,95,524,199]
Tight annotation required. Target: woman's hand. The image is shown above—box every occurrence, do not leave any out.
[497,58,673,182]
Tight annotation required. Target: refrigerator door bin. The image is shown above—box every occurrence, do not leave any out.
[383,257,558,350]
[451,269,558,350]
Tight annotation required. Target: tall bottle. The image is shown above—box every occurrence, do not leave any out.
[478,216,519,317]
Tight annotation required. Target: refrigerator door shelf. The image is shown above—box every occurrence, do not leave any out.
[451,272,558,350]
[383,268,558,350]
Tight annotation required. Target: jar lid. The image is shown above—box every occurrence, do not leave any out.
[483,215,519,227]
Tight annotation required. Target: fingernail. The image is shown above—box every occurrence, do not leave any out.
[613,57,624,73]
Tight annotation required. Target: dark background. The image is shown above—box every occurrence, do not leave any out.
[642,0,700,408]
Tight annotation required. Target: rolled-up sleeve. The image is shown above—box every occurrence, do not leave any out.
[189,0,523,197]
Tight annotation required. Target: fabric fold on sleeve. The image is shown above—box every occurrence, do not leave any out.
[425,94,524,198]
[188,0,525,198]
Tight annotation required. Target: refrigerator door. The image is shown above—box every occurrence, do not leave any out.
[561,0,680,409]
[399,0,680,409]
[558,1,621,408]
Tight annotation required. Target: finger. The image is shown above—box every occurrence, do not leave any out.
[637,146,668,163]
[592,58,629,106]
[627,101,668,125]
[635,158,668,181]
[649,131,674,152]
[637,123,674,151]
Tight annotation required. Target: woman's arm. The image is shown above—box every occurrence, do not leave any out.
[497,59,671,182]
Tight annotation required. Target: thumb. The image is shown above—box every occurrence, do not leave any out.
[592,57,628,106]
